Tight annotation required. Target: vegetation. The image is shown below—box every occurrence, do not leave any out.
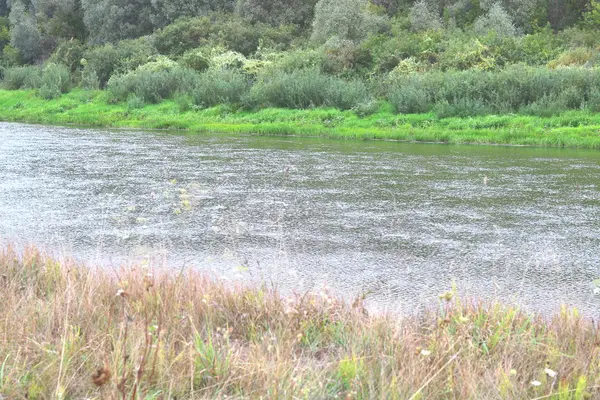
[3,89,600,148]
[0,245,599,398]
[1,0,600,142]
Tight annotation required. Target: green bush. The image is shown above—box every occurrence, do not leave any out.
[80,65,100,90]
[38,63,71,99]
[385,66,600,117]
[154,14,298,57]
[247,68,369,109]
[2,66,41,90]
[83,38,157,87]
[192,69,250,108]
[179,49,210,72]
[107,67,199,103]
[48,40,86,72]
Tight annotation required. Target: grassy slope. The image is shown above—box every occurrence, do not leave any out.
[0,246,598,399]
[2,89,600,148]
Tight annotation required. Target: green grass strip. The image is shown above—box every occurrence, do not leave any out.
[2,89,600,148]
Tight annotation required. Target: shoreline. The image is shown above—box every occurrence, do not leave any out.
[2,89,600,149]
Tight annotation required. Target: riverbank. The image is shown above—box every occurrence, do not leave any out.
[0,246,597,398]
[2,89,600,148]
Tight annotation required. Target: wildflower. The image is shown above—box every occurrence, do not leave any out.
[544,368,557,378]
[509,369,517,376]
[438,291,453,302]
[91,366,111,386]
[531,380,542,386]
[420,349,431,356]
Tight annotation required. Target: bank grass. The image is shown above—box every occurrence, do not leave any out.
[2,89,600,148]
[1,246,600,398]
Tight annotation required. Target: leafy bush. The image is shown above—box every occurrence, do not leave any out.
[409,0,442,32]
[386,67,600,116]
[312,0,388,43]
[473,3,517,38]
[154,15,298,57]
[48,40,86,72]
[247,68,369,109]
[38,63,71,99]
[107,67,199,103]
[83,37,157,87]
[179,49,210,72]
[2,65,41,89]
[80,64,100,90]
[548,48,597,68]
[192,69,250,108]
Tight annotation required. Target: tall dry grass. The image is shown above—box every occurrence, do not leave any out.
[0,245,599,399]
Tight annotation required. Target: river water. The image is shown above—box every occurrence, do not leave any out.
[1,123,600,315]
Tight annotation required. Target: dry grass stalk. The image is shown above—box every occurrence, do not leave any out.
[0,245,599,399]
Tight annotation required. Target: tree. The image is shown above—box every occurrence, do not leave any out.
[9,0,42,62]
[473,2,517,36]
[479,0,538,31]
[311,0,387,43]
[546,0,590,30]
[236,0,318,27]
[31,0,86,40]
[81,0,155,43]
[582,0,600,28]
[409,0,442,31]
[150,0,236,27]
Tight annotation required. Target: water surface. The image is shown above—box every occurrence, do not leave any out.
[1,123,599,315]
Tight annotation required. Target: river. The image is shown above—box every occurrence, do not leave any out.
[1,122,599,315]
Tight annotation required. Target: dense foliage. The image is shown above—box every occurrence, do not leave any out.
[3,0,600,118]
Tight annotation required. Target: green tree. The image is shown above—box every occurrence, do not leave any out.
[236,0,318,27]
[9,0,42,63]
[150,0,236,27]
[582,0,600,28]
[81,0,155,43]
[312,0,388,43]
[409,0,442,31]
[474,2,517,36]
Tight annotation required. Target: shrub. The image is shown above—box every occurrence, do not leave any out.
[83,37,157,87]
[126,94,145,110]
[108,67,199,103]
[136,55,179,72]
[192,68,250,108]
[179,49,210,72]
[247,68,369,109]
[154,15,298,57]
[80,65,100,90]
[548,48,597,68]
[2,65,41,89]
[38,63,71,99]
[312,0,388,43]
[385,67,600,116]
[48,40,86,72]
[154,17,213,56]
[409,0,442,32]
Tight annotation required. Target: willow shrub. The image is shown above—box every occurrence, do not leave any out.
[246,68,370,110]
[38,63,71,99]
[386,66,600,117]
[191,68,251,108]
[107,67,199,104]
[2,66,42,90]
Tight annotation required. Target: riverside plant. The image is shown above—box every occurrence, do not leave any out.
[1,246,600,398]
